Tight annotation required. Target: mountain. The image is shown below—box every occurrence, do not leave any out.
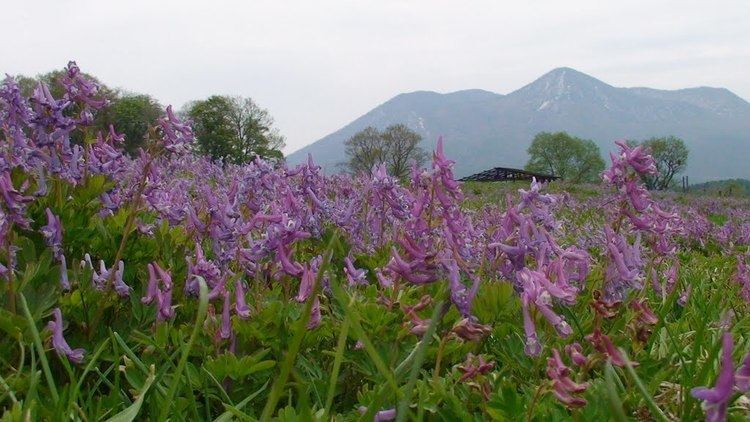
[286,67,750,181]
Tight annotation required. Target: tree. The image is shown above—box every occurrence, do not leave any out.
[344,124,426,179]
[97,94,164,155]
[637,136,688,190]
[525,132,605,183]
[381,124,427,179]
[185,95,284,163]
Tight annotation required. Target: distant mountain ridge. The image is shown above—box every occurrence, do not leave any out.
[286,67,750,181]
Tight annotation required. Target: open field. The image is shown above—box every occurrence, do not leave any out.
[2,70,750,421]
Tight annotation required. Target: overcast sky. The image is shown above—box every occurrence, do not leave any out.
[4,0,749,154]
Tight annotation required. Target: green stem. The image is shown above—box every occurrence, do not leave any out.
[19,293,59,403]
[619,348,668,422]
[160,276,209,420]
[260,233,338,421]
[323,314,350,418]
[395,298,450,422]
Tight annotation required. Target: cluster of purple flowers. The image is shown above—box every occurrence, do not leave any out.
[4,62,750,420]
[691,333,750,422]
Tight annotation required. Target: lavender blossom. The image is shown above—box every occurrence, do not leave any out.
[47,308,85,364]
[691,333,735,422]
[547,348,588,408]
[344,255,368,286]
[157,105,194,153]
[235,280,251,319]
[41,208,63,258]
[219,291,232,339]
[358,407,396,422]
[59,254,70,291]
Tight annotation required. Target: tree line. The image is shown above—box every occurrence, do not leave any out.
[344,127,688,190]
[10,66,284,163]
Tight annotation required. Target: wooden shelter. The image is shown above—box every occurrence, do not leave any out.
[459,167,560,183]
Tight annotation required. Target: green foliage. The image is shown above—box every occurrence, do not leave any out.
[186,95,285,163]
[99,95,164,155]
[525,131,605,183]
[631,136,689,190]
[3,170,750,420]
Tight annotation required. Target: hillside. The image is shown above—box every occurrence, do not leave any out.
[286,68,750,181]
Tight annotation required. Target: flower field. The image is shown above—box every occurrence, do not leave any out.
[1,62,750,421]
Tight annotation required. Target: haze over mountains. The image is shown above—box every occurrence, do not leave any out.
[286,67,750,182]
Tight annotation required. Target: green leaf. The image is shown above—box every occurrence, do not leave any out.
[105,365,156,422]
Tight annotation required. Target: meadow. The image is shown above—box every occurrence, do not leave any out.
[1,63,749,421]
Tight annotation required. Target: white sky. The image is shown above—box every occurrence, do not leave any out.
[3,0,749,154]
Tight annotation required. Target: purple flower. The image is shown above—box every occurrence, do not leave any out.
[457,353,495,382]
[142,263,160,305]
[344,255,368,286]
[691,333,735,422]
[735,253,750,303]
[451,318,492,342]
[736,353,750,392]
[565,343,588,367]
[112,261,130,297]
[585,328,629,367]
[358,407,396,422]
[157,105,194,153]
[59,254,70,291]
[41,208,63,258]
[47,308,85,364]
[547,348,588,408]
[142,262,174,321]
[219,291,232,339]
[307,297,322,330]
[60,61,108,110]
[235,280,251,319]
[186,242,222,294]
[295,264,315,302]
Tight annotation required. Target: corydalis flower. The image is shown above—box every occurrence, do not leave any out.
[547,348,588,408]
[734,253,750,303]
[82,255,129,297]
[565,343,588,367]
[41,208,63,259]
[235,280,251,319]
[142,262,174,321]
[157,105,193,153]
[186,242,221,295]
[219,291,232,340]
[585,328,631,367]
[59,254,70,291]
[60,61,108,110]
[518,268,573,356]
[458,353,495,382]
[736,354,750,392]
[691,333,735,422]
[602,226,643,305]
[307,297,322,330]
[47,308,85,364]
[344,255,368,286]
[451,318,492,342]
[358,407,396,422]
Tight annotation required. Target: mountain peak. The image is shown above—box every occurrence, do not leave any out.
[287,69,750,182]
[514,67,613,97]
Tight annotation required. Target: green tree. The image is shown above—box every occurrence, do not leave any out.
[344,124,426,178]
[97,94,164,155]
[637,136,688,190]
[185,95,284,163]
[524,131,605,183]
